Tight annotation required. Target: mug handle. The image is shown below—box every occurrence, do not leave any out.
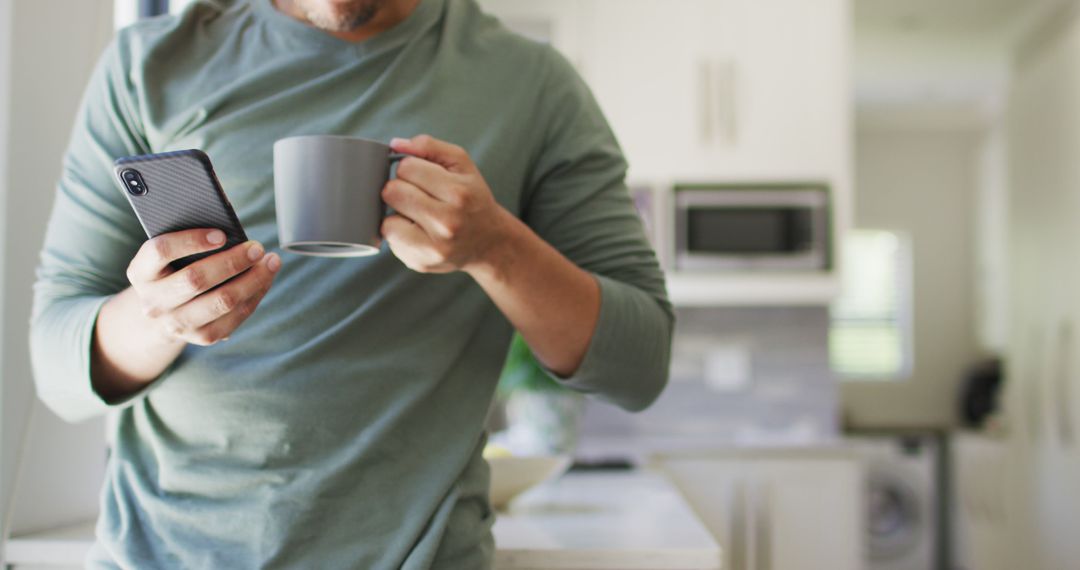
[380,152,411,228]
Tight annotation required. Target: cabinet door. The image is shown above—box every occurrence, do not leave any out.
[700,0,850,179]
[474,0,586,64]
[481,0,850,186]
[659,454,861,570]
[754,460,861,570]
[582,0,849,181]
[659,457,755,570]
[580,0,728,180]
[1007,31,1080,567]
[952,435,1022,570]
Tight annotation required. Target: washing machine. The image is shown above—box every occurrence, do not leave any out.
[846,431,946,570]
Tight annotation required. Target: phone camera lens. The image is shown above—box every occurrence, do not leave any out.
[121,169,147,196]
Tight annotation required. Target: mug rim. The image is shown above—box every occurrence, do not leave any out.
[282,240,381,257]
[274,134,388,148]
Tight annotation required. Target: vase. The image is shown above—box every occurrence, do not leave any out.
[499,389,586,456]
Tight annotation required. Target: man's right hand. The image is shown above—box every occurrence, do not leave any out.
[126,228,280,346]
[90,228,280,401]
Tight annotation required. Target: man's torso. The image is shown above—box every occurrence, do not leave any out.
[90,1,563,567]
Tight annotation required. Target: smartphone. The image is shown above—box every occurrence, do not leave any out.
[114,149,247,269]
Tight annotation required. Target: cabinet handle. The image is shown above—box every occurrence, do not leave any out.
[730,479,748,570]
[698,58,739,146]
[698,59,715,145]
[1026,327,1042,442]
[1056,321,1075,446]
[714,59,739,145]
[754,482,773,570]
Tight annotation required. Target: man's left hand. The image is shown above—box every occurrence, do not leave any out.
[382,134,514,274]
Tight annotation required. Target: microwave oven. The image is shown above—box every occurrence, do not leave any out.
[672,184,831,272]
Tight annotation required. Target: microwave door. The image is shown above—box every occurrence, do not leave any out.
[675,190,829,271]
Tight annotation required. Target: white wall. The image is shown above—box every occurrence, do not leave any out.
[0,0,13,551]
[853,2,1017,361]
[1,0,114,549]
[841,127,982,428]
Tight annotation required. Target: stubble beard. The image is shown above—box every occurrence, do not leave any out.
[295,0,388,32]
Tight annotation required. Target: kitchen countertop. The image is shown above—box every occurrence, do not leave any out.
[5,471,721,570]
[494,470,721,570]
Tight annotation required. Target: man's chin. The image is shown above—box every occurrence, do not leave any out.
[301,0,382,32]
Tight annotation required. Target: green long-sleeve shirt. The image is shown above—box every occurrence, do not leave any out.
[30,0,672,567]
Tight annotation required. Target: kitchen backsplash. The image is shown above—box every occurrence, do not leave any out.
[576,306,839,460]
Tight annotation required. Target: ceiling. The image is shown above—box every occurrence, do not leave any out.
[852,0,1066,129]
[855,0,1056,37]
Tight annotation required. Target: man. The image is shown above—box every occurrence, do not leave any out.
[30,0,672,567]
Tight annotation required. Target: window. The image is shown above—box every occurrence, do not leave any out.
[830,230,913,380]
[114,0,173,30]
[114,0,138,29]
[170,0,194,15]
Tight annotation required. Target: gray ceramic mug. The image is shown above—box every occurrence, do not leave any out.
[273,135,405,257]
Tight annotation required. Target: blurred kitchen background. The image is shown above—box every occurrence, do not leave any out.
[1,0,1078,569]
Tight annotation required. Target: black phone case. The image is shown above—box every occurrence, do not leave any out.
[114,149,247,269]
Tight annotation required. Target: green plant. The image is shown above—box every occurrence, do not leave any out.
[496,333,570,396]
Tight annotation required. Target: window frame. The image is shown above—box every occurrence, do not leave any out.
[139,0,169,18]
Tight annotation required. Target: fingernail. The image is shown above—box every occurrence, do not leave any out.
[207,230,226,245]
[247,241,264,261]
[390,137,408,147]
[266,253,281,272]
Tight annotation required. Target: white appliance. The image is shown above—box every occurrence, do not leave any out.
[673,184,831,272]
[846,433,944,570]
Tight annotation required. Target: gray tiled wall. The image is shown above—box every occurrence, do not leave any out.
[576,306,839,459]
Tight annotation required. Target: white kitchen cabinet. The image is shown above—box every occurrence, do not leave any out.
[583,0,852,307]
[999,6,1080,568]
[481,0,852,180]
[951,434,1022,570]
[655,450,863,570]
[577,0,850,183]
[479,0,852,306]
[474,0,586,66]
[575,0,722,181]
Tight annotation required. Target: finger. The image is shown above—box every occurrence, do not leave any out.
[142,240,265,316]
[382,179,452,235]
[390,134,472,173]
[381,215,440,270]
[169,253,280,343]
[128,228,227,284]
[394,156,454,200]
[182,293,262,347]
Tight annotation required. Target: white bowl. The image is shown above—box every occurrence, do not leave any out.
[488,455,572,510]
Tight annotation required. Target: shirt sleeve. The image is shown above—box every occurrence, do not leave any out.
[521,48,674,412]
[30,32,157,423]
